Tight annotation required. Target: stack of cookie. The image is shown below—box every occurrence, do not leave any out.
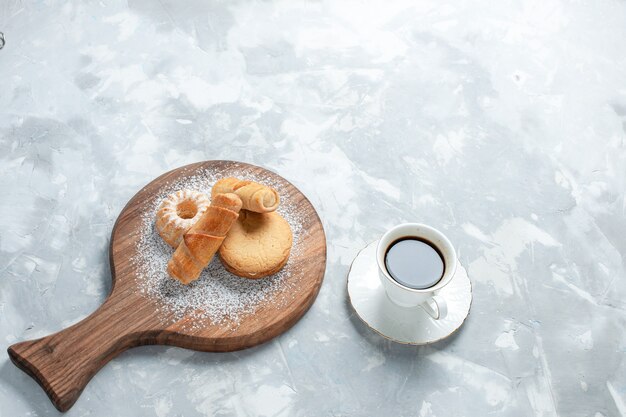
[154,178,292,285]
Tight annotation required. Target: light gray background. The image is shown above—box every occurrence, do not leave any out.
[1,0,625,416]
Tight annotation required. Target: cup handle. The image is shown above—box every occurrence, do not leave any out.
[420,295,448,320]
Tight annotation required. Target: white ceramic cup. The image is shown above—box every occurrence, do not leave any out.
[376,223,457,320]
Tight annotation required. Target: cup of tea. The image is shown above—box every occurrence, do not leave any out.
[376,223,457,319]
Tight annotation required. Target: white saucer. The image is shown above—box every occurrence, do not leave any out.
[347,240,472,345]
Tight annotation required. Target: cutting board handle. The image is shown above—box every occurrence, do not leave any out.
[7,297,146,412]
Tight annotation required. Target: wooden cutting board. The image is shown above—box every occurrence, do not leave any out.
[7,161,326,412]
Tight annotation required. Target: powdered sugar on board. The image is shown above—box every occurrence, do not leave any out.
[132,167,305,330]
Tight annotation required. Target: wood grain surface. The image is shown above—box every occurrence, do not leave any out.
[7,161,327,412]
